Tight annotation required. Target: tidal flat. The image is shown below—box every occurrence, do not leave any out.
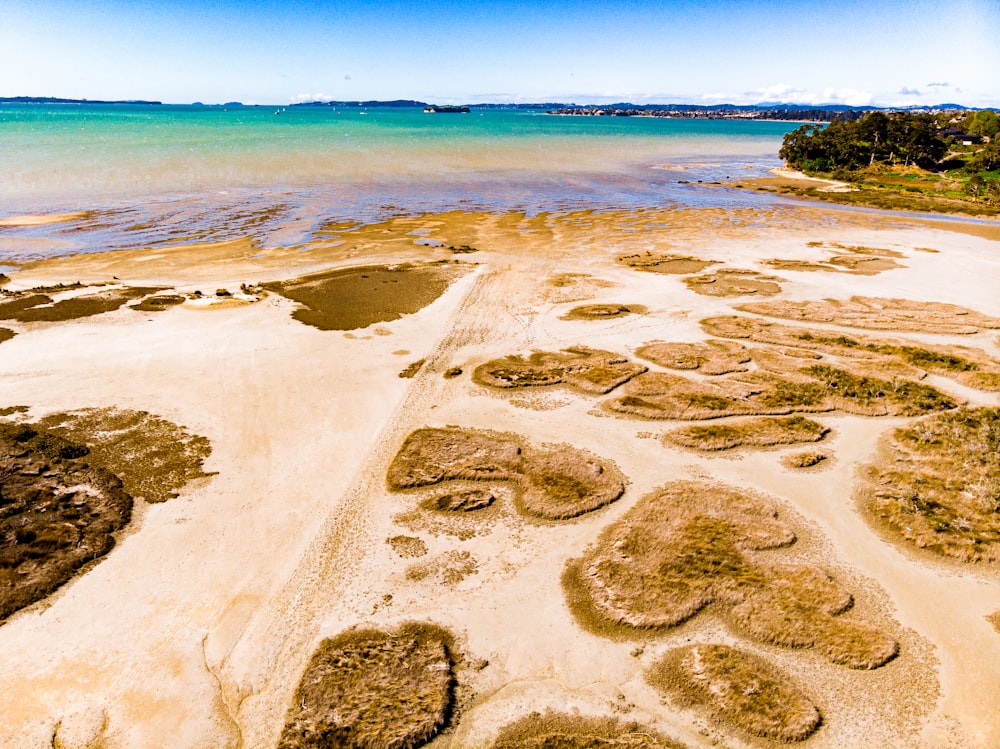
[1,152,999,748]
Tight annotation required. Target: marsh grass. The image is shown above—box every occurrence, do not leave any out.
[616,252,717,274]
[561,304,647,321]
[565,481,898,669]
[0,287,163,323]
[129,294,186,312]
[387,427,624,520]
[36,408,212,504]
[0,328,14,344]
[860,407,1000,563]
[263,263,463,331]
[684,269,784,297]
[399,359,426,379]
[0,421,132,621]
[647,644,821,742]
[766,243,904,276]
[421,488,495,512]
[703,315,1000,391]
[664,416,829,451]
[387,535,428,558]
[736,296,1000,335]
[606,363,955,420]
[491,712,687,748]
[474,347,647,395]
[783,451,829,469]
[636,340,751,376]
[277,622,456,749]
[987,611,1000,633]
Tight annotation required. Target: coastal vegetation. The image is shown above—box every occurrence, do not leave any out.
[564,481,898,668]
[0,421,132,621]
[859,407,1000,563]
[473,347,646,394]
[664,415,829,451]
[491,712,687,748]
[635,340,750,375]
[387,427,625,520]
[560,303,646,320]
[682,268,784,297]
[277,623,456,749]
[647,644,822,742]
[777,110,1000,212]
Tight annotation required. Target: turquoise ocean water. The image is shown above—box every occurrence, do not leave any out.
[0,104,803,259]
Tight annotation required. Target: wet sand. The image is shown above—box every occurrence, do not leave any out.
[0,202,999,748]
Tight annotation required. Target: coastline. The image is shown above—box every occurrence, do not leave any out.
[2,197,1000,747]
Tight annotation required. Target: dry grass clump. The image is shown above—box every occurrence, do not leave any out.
[399,359,426,379]
[987,611,1000,633]
[616,252,717,274]
[263,263,463,331]
[474,347,647,395]
[387,428,625,520]
[702,315,1000,391]
[636,340,750,376]
[606,364,954,420]
[561,304,647,320]
[36,408,212,503]
[566,481,898,669]
[0,421,132,621]
[647,644,821,742]
[783,451,829,469]
[0,287,162,323]
[277,622,456,749]
[129,294,186,312]
[665,416,829,451]
[684,269,784,297]
[0,327,14,344]
[766,243,904,276]
[860,407,1000,563]
[421,488,495,512]
[491,712,687,748]
[737,296,1000,335]
[387,535,428,558]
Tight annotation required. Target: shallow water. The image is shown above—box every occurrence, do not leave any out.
[0,104,802,259]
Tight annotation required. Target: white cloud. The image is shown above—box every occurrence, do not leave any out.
[898,87,921,96]
[927,81,950,87]
[290,93,334,103]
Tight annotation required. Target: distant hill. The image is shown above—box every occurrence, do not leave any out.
[0,96,162,105]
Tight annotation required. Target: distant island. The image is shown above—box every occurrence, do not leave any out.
[423,105,470,113]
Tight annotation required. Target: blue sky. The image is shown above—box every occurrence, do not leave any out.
[2,0,998,106]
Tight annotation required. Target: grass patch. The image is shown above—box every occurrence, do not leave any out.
[783,451,829,469]
[474,347,646,395]
[129,294,186,312]
[561,303,647,321]
[263,263,464,331]
[387,427,625,520]
[616,252,717,274]
[702,315,1000,391]
[399,359,426,379]
[0,421,132,621]
[859,407,1000,563]
[736,296,1000,335]
[565,481,898,668]
[636,340,750,376]
[491,712,687,748]
[421,488,495,512]
[36,408,212,504]
[766,242,904,276]
[647,644,821,742]
[0,287,163,323]
[684,269,783,297]
[277,622,456,749]
[406,549,478,585]
[987,611,1000,633]
[665,416,829,451]
[0,328,14,344]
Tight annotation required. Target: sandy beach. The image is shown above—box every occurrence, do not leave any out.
[1,201,999,749]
